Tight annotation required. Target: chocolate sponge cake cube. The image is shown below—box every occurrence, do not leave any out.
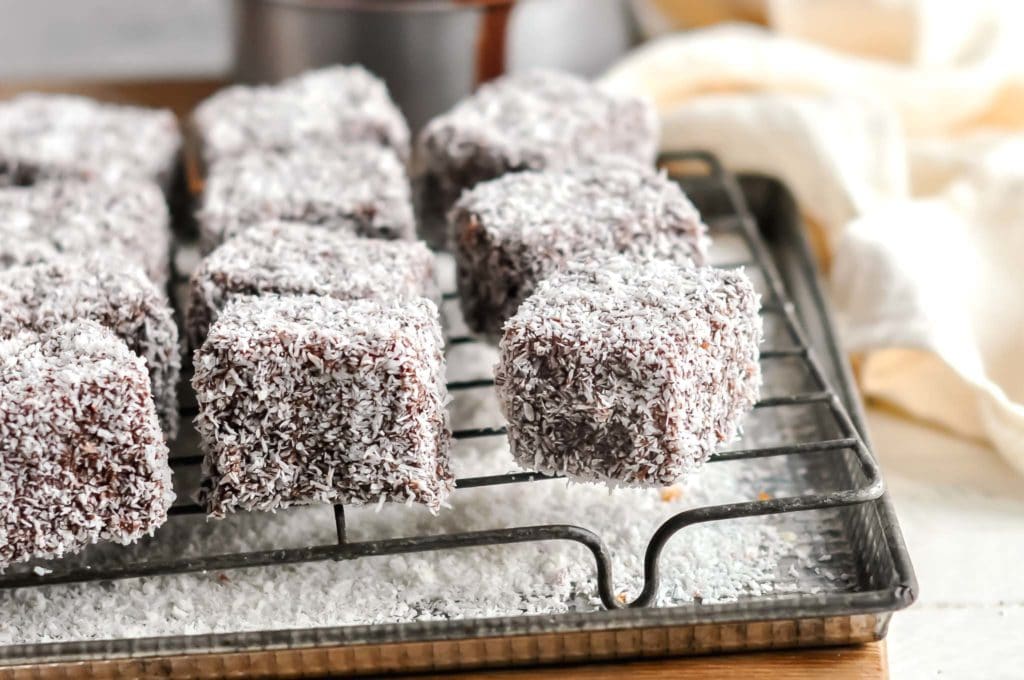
[193,295,452,517]
[0,321,174,568]
[415,69,659,247]
[186,221,438,348]
[191,65,410,168]
[452,156,709,340]
[0,179,172,286]
[0,93,180,191]
[197,144,415,253]
[495,256,762,486]
[0,256,181,440]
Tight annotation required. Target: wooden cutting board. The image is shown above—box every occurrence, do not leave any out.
[429,643,887,679]
[0,641,886,679]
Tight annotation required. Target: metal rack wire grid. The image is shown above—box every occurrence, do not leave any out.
[0,150,884,610]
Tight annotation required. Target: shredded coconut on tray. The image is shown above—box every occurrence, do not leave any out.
[0,229,841,647]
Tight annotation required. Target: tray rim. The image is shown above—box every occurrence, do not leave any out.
[741,172,918,613]
[0,170,916,668]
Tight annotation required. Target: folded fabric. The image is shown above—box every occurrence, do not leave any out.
[602,12,1024,474]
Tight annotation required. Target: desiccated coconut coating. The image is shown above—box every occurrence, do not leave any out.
[415,69,659,247]
[0,320,174,568]
[193,295,453,517]
[0,179,172,286]
[495,256,762,486]
[191,65,410,168]
[0,93,181,191]
[197,145,415,253]
[0,256,181,440]
[186,221,439,348]
[453,156,709,340]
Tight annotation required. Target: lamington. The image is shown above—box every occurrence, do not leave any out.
[0,256,181,439]
[191,65,409,169]
[452,156,708,339]
[0,321,174,568]
[187,221,438,347]
[196,144,415,253]
[193,295,452,517]
[0,93,181,191]
[0,179,172,285]
[495,255,762,486]
[415,69,659,247]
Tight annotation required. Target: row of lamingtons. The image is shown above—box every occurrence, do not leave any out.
[0,66,762,570]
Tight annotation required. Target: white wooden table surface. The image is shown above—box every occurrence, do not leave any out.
[867,406,1024,679]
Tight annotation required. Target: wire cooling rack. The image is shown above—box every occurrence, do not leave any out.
[0,151,884,610]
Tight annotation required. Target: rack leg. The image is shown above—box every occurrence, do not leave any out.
[334,505,346,544]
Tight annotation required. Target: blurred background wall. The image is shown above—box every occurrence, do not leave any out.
[0,0,232,80]
[0,0,635,130]
[0,0,634,83]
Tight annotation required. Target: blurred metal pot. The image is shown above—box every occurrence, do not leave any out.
[233,0,635,131]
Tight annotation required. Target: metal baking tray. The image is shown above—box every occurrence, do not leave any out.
[0,150,916,678]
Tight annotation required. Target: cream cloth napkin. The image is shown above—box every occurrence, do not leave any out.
[602,2,1024,473]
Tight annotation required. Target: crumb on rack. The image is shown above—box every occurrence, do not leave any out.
[660,487,683,503]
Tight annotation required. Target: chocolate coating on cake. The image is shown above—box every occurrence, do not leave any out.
[0,320,174,568]
[0,256,181,439]
[192,65,410,167]
[187,221,439,348]
[0,179,172,285]
[452,156,709,340]
[415,69,659,247]
[495,255,762,486]
[193,295,452,517]
[197,145,415,253]
[0,94,181,191]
